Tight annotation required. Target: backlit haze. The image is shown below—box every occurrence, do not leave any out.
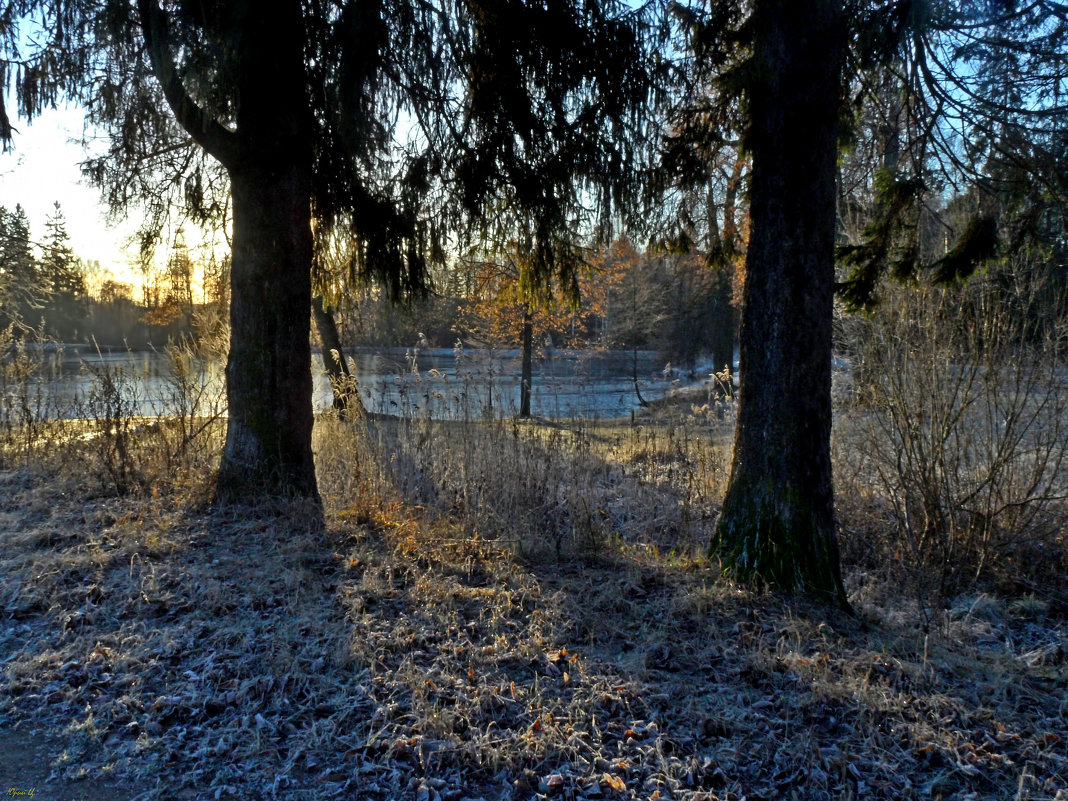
[0,103,143,293]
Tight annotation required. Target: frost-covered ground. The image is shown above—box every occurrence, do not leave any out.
[2,447,1065,801]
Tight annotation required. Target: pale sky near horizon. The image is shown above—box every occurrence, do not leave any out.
[0,103,144,288]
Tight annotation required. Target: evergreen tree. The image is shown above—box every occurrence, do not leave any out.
[41,202,88,342]
[0,5,65,147]
[667,0,1068,607]
[0,205,43,331]
[14,0,659,502]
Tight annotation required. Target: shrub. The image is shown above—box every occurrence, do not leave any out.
[835,269,1068,600]
[0,325,70,467]
[315,386,734,561]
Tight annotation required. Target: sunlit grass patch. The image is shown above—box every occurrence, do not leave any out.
[314,396,734,564]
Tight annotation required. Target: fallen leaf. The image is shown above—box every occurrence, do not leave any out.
[602,773,625,791]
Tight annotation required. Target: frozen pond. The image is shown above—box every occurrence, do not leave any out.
[342,347,681,419]
[2,344,684,421]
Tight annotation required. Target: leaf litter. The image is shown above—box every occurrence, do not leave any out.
[0,465,1065,800]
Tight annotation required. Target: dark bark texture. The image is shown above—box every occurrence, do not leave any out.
[138,0,320,501]
[213,1,319,502]
[714,0,849,607]
[221,165,317,500]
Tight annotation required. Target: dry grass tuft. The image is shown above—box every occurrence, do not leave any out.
[313,395,732,563]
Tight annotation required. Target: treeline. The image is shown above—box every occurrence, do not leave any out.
[336,240,739,374]
[0,194,740,366]
[0,203,229,348]
[0,203,89,342]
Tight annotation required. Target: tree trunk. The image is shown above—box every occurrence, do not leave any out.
[313,295,362,416]
[519,307,533,417]
[706,160,740,380]
[218,162,318,501]
[709,270,736,377]
[215,1,319,503]
[713,0,849,608]
[136,0,319,501]
[632,344,649,407]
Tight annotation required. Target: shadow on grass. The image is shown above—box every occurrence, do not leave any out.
[0,417,1065,800]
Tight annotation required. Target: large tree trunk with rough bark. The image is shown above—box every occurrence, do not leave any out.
[713,0,849,608]
[218,164,318,500]
[213,1,320,503]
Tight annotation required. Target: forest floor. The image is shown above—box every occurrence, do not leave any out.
[1,412,1066,801]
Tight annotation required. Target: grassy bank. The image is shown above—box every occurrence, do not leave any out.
[1,394,1065,800]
